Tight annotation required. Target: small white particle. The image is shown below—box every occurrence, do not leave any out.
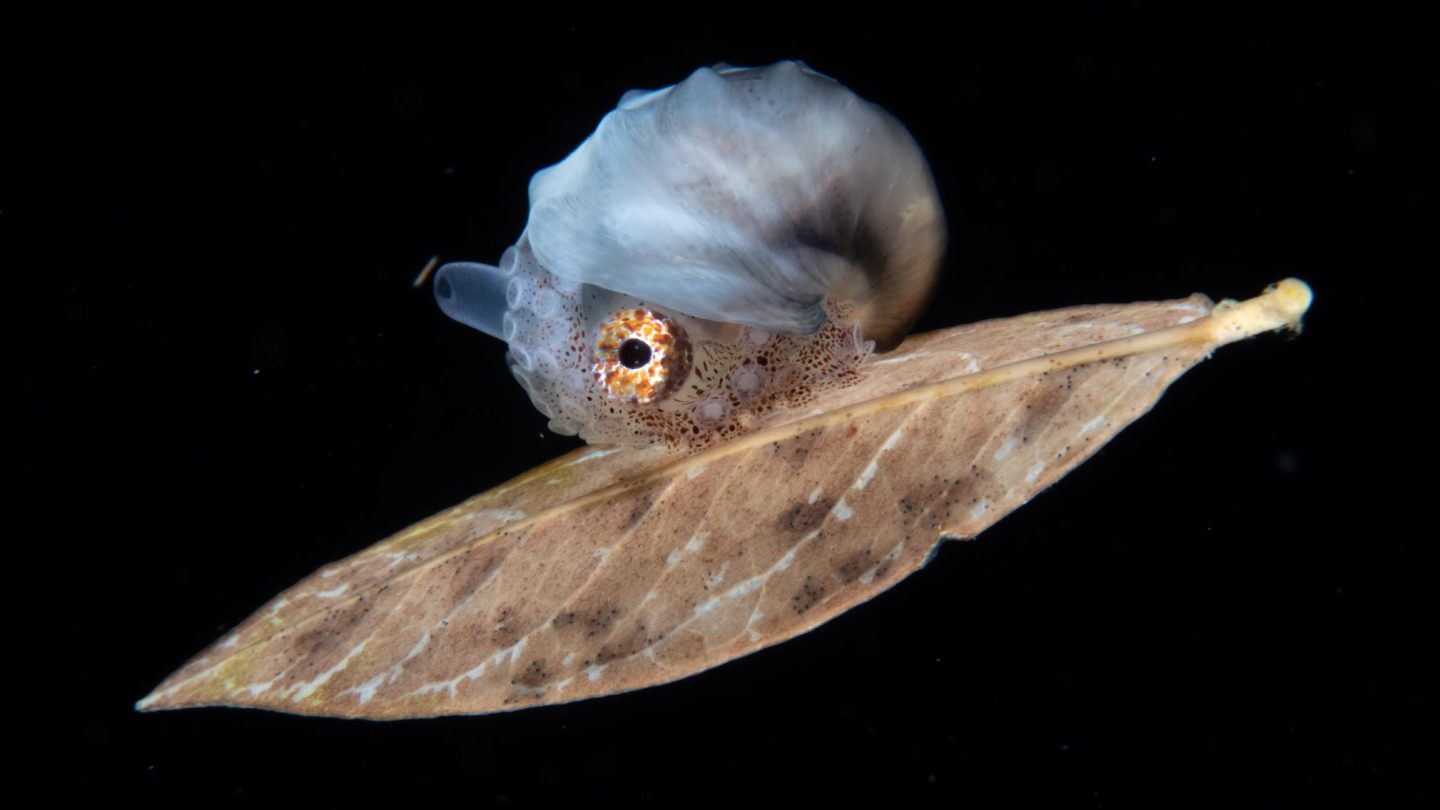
[380,550,418,569]
[854,461,879,490]
[1026,462,1046,484]
[705,561,731,588]
[508,637,528,664]
[553,676,575,693]
[684,532,708,553]
[412,255,440,288]
[808,486,823,504]
[686,464,707,480]
[593,548,610,561]
[352,674,385,705]
[994,435,1019,461]
[413,680,458,699]
[881,427,906,451]
[320,568,340,578]
[316,584,349,599]
[833,498,854,521]
[727,578,762,599]
[1177,315,1197,324]
[1170,302,1208,314]
[571,447,621,465]
[970,499,992,520]
[584,664,606,683]
[483,508,527,522]
[859,543,905,585]
[220,634,239,649]
[268,598,290,615]
[1080,415,1106,435]
[695,597,720,616]
[666,548,684,567]
[775,549,798,572]
[870,350,930,366]
[562,652,577,668]
[290,640,368,702]
[246,681,272,697]
[402,633,431,663]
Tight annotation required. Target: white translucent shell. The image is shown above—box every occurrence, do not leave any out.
[525,61,945,350]
[437,62,947,450]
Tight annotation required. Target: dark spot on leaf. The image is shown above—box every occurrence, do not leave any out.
[834,550,874,584]
[624,496,654,530]
[777,497,834,534]
[791,576,826,614]
[595,620,653,665]
[490,605,520,647]
[513,658,552,689]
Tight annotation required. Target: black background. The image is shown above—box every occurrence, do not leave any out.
[7,7,1428,805]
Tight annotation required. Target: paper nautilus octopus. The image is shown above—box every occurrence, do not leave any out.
[435,61,946,450]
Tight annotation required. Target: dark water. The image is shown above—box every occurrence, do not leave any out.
[8,8,1425,805]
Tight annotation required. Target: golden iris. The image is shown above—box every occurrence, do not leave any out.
[591,309,692,404]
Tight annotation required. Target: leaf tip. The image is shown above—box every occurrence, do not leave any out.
[1209,277,1314,344]
[133,689,165,713]
[1267,278,1313,325]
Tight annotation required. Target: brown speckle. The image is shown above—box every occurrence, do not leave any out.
[835,550,874,584]
[791,576,827,614]
[512,658,552,689]
[776,497,835,534]
[489,605,520,647]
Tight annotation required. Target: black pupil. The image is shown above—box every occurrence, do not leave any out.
[618,338,652,369]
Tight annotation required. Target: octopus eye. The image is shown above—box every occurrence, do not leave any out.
[592,308,692,404]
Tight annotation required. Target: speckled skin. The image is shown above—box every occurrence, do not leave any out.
[473,61,945,450]
[501,238,873,449]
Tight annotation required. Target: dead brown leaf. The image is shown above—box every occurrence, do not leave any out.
[138,280,1311,718]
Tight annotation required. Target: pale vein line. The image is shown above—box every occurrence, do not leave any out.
[1012,358,1155,515]
[1070,359,1156,447]
[736,438,858,630]
[352,526,530,700]
[628,454,747,606]
[379,538,518,689]
[597,444,844,670]
[515,474,688,658]
[408,473,694,695]
[768,406,921,608]
[733,406,923,640]
[577,474,685,585]
[248,546,519,702]
[562,456,752,663]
